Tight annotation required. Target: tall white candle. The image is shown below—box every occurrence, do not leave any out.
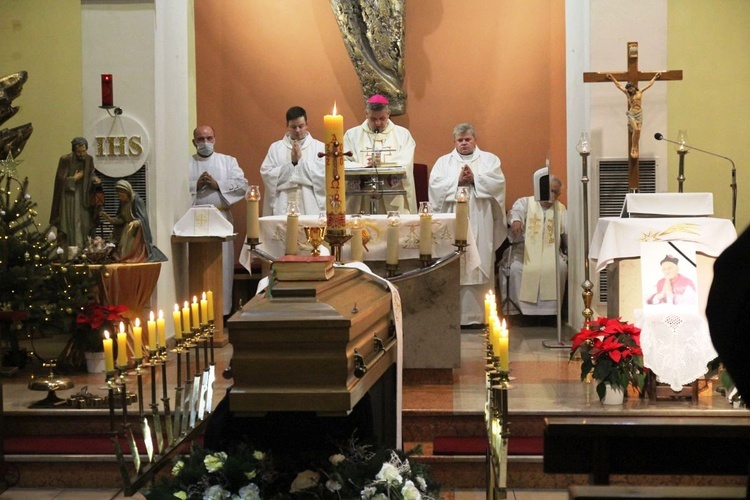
[418,202,432,257]
[246,185,261,240]
[386,211,400,266]
[455,187,469,244]
[285,214,299,255]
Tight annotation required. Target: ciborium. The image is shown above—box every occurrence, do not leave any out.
[304,226,327,256]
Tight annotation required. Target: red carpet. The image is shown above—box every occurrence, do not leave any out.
[432,436,543,456]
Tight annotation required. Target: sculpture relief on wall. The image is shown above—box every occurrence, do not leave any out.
[330,0,407,115]
[0,71,33,158]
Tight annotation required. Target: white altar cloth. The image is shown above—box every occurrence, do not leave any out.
[590,217,736,273]
[239,214,481,279]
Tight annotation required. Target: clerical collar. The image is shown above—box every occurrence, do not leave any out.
[459,153,474,161]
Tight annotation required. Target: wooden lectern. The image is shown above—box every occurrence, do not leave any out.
[171,235,234,346]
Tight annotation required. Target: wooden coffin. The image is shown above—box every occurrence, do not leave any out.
[227,267,396,416]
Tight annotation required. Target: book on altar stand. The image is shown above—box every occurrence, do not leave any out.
[272,255,335,281]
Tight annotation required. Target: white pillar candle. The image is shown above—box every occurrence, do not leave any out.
[386,211,400,265]
[419,202,433,256]
[455,187,469,244]
[246,185,261,240]
[285,214,299,255]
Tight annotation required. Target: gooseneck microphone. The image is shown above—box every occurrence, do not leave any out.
[654,132,737,226]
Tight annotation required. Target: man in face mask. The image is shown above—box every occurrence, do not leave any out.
[189,125,249,316]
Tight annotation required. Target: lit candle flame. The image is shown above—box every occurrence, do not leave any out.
[332,102,337,115]
[119,321,125,333]
[174,304,180,313]
[202,291,207,301]
[158,309,164,320]
[135,317,141,327]
[193,295,198,304]
[104,330,110,340]
[150,310,155,321]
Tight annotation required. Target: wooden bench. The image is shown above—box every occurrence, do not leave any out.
[544,416,750,493]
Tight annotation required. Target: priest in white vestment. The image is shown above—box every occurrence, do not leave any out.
[501,175,567,317]
[428,123,507,326]
[260,106,326,216]
[189,125,249,316]
[344,94,417,214]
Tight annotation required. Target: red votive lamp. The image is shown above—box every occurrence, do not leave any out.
[101,74,113,107]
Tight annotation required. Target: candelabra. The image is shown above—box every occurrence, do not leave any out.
[675,129,688,193]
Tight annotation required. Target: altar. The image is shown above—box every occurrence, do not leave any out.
[239,214,480,371]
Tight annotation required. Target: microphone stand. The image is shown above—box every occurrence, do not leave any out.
[655,134,737,226]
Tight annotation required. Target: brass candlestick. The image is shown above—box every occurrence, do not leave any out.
[577,133,594,328]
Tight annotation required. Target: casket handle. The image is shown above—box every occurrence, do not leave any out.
[353,335,397,378]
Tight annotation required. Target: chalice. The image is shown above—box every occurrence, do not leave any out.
[304,226,327,256]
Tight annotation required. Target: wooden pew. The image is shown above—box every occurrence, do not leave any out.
[544,416,750,497]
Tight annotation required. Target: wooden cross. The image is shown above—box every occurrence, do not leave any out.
[584,42,683,191]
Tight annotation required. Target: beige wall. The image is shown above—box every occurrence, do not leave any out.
[668,0,750,230]
[194,0,568,237]
[0,0,82,227]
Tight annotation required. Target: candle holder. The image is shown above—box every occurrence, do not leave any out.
[324,228,352,264]
[27,361,74,408]
[419,201,433,266]
[576,133,595,328]
[454,187,469,249]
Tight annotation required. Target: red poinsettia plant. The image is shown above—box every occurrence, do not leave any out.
[570,317,647,401]
[74,303,129,352]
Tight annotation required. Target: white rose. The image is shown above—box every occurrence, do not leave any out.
[361,486,377,499]
[252,450,265,461]
[204,452,227,473]
[326,479,342,492]
[171,460,184,476]
[233,483,261,500]
[375,462,402,484]
[415,476,427,491]
[401,480,422,500]
[203,484,230,500]
[244,470,257,480]
[329,453,346,465]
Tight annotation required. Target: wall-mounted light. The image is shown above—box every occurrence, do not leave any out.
[99,74,123,116]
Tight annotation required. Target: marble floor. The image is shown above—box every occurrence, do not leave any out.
[0,323,744,499]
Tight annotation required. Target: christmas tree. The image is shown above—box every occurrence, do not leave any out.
[1,69,100,370]
[0,152,100,369]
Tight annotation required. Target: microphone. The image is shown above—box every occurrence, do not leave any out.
[654,132,737,226]
[654,133,735,166]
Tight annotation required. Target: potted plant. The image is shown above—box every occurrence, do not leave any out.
[570,317,647,404]
[62,302,129,372]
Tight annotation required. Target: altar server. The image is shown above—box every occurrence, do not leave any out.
[429,123,506,326]
[260,106,326,216]
[189,125,248,315]
[344,94,417,214]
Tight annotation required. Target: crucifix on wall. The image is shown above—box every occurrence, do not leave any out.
[584,42,683,192]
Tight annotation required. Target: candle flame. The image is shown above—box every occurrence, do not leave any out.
[202,291,207,300]
[135,317,141,327]
[184,301,189,309]
[119,321,125,333]
[104,330,110,340]
[158,309,164,320]
[332,102,337,115]
[149,310,155,321]
[501,318,507,330]
[174,304,180,312]
[193,295,198,304]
